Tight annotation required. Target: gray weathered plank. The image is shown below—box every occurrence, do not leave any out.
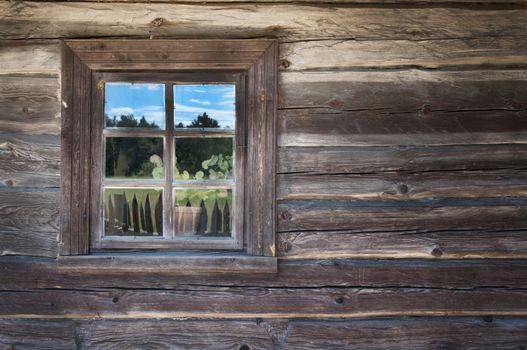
[278,170,527,201]
[279,109,527,147]
[282,318,527,349]
[277,229,527,259]
[281,37,527,71]
[0,75,60,135]
[0,320,77,350]
[278,144,527,175]
[0,134,60,188]
[278,200,527,234]
[3,257,527,289]
[0,190,60,233]
[0,40,60,75]
[0,231,58,258]
[1,287,526,318]
[1,3,527,41]
[280,70,527,110]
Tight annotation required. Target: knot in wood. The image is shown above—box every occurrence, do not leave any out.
[112,296,119,303]
[280,59,291,69]
[280,209,292,221]
[239,345,251,350]
[431,247,443,257]
[150,17,165,27]
[327,98,343,110]
[420,104,432,116]
[398,184,409,194]
[334,296,345,304]
[279,240,292,253]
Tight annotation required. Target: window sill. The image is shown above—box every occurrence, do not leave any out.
[57,253,277,275]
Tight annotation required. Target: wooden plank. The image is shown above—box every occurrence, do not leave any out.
[0,75,60,135]
[0,40,60,75]
[281,37,527,71]
[280,70,527,110]
[283,318,527,349]
[2,3,527,41]
[0,190,60,233]
[22,0,527,3]
[1,287,527,318]
[0,231,58,258]
[3,257,527,289]
[0,133,60,188]
[0,320,77,350]
[278,170,527,201]
[80,319,273,349]
[278,199,527,234]
[278,144,527,175]
[279,109,527,147]
[277,229,527,259]
[58,255,277,274]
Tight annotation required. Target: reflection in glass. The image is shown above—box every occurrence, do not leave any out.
[173,189,232,237]
[175,138,233,180]
[105,83,165,129]
[105,137,163,179]
[174,84,235,129]
[104,188,163,236]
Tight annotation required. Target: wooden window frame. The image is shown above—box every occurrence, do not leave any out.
[59,40,277,274]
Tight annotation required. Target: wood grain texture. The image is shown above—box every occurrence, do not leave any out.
[0,231,58,258]
[22,0,527,3]
[278,170,527,201]
[281,37,527,70]
[278,144,527,175]
[1,287,527,318]
[0,40,60,75]
[282,318,527,349]
[58,255,277,274]
[0,190,60,233]
[280,70,527,110]
[278,198,527,231]
[277,229,527,259]
[0,75,60,135]
[2,3,527,41]
[0,320,77,350]
[0,134,60,188]
[1,318,527,350]
[3,257,527,289]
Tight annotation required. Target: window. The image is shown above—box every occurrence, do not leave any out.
[59,40,277,273]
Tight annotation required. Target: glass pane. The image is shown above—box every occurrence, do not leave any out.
[175,138,233,180]
[173,189,232,237]
[105,83,165,129]
[105,137,164,179]
[104,188,163,236]
[174,84,235,129]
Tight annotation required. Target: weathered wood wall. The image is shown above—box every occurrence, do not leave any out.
[1,0,527,348]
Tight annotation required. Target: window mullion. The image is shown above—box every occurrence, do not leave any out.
[164,83,175,240]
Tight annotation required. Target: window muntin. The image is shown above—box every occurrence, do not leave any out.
[96,76,243,250]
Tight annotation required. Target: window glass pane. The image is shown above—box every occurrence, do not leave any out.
[174,84,235,129]
[173,189,232,237]
[175,137,233,180]
[105,83,165,129]
[105,137,164,179]
[104,188,163,236]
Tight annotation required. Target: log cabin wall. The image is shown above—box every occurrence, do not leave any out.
[1,0,527,348]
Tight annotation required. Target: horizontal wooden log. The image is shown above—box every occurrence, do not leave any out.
[0,231,58,258]
[3,257,527,289]
[0,75,60,134]
[277,229,527,259]
[2,3,527,41]
[0,40,60,75]
[1,317,526,350]
[0,134,60,188]
[281,37,527,70]
[278,144,527,175]
[0,320,77,350]
[283,318,527,349]
[280,70,527,110]
[58,255,277,274]
[0,190,60,233]
[1,287,527,318]
[279,109,527,147]
[278,170,527,201]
